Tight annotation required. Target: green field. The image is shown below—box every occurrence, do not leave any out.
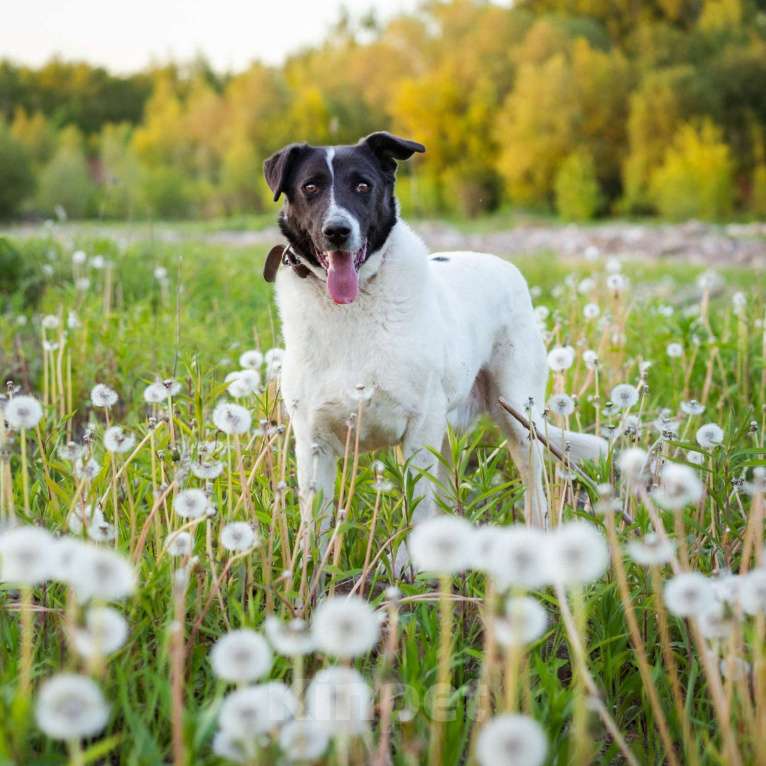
[1,225,765,766]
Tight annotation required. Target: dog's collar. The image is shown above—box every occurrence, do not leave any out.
[263,244,312,282]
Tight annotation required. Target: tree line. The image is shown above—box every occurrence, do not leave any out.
[2,0,766,221]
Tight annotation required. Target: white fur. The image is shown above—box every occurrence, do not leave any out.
[275,219,606,563]
[323,148,361,251]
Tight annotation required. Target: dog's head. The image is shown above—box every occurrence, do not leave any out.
[263,132,424,304]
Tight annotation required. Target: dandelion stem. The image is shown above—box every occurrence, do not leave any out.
[428,574,453,766]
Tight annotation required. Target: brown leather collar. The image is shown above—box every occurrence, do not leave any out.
[263,245,312,282]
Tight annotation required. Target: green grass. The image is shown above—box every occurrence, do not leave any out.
[0,225,765,766]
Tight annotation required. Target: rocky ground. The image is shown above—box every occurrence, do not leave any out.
[4,219,766,267]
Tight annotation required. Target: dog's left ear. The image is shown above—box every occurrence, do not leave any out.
[358,132,425,174]
[263,143,309,202]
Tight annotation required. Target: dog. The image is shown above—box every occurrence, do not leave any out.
[262,132,606,569]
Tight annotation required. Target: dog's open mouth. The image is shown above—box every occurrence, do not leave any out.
[316,241,368,305]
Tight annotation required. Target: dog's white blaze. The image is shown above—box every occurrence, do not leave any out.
[323,147,361,251]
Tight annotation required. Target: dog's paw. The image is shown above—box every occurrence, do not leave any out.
[392,543,414,583]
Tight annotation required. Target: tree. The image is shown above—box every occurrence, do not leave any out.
[555,150,603,220]
[650,120,734,220]
[0,120,34,218]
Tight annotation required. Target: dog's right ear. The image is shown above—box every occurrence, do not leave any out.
[263,143,309,202]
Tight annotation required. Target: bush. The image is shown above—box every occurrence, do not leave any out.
[35,127,97,219]
[0,122,35,219]
[442,165,502,217]
[554,150,602,221]
[139,166,196,219]
[650,121,734,221]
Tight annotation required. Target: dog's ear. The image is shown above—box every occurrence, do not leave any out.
[263,143,309,202]
[358,132,425,174]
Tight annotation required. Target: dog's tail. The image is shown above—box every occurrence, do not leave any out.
[539,424,608,463]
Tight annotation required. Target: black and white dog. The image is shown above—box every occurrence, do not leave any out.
[263,132,605,567]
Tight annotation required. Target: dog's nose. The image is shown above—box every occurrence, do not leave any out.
[322,221,352,247]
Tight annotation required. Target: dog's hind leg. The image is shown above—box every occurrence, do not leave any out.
[487,320,550,528]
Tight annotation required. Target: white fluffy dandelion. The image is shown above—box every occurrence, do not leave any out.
[408,515,475,575]
[739,570,766,615]
[239,349,264,369]
[165,530,194,557]
[664,572,714,617]
[70,546,137,602]
[173,488,211,520]
[583,303,600,319]
[226,370,261,398]
[220,522,258,552]
[546,346,575,372]
[211,729,250,764]
[625,534,675,567]
[72,606,129,658]
[476,714,548,766]
[306,667,371,737]
[681,399,705,416]
[545,521,609,586]
[495,597,548,648]
[90,384,118,409]
[653,462,704,511]
[610,383,639,410]
[5,395,43,430]
[666,343,684,359]
[279,719,330,761]
[219,682,298,737]
[213,402,252,435]
[143,381,170,403]
[265,616,315,657]
[190,458,223,480]
[696,423,724,449]
[487,526,549,591]
[103,426,135,454]
[583,350,599,369]
[547,393,575,418]
[0,525,54,584]
[698,602,736,640]
[210,629,272,683]
[311,595,380,658]
[617,447,648,483]
[35,674,109,740]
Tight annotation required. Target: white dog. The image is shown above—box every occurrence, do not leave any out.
[262,132,606,566]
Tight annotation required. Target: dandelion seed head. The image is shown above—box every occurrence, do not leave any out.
[58,441,85,462]
[90,384,118,409]
[71,546,137,603]
[408,515,475,575]
[583,303,600,319]
[212,402,252,435]
[583,349,599,369]
[190,458,223,480]
[219,682,297,738]
[35,674,109,741]
[666,342,684,359]
[165,530,194,557]
[546,346,575,372]
[279,719,329,761]
[211,729,250,763]
[0,525,54,584]
[72,606,129,658]
[72,250,87,265]
[545,521,609,586]
[681,399,705,416]
[610,383,639,410]
[153,266,168,281]
[653,462,703,511]
[606,273,627,293]
[311,596,380,658]
[495,597,548,648]
[211,630,272,683]
[488,526,548,591]
[740,570,766,615]
[41,314,60,330]
[239,349,263,369]
[265,616,315,657]
[476,714,548,766]
[664,572,714,617]
[103,426,135,454]
[625,534,675,567]
[547,393,575,417]
[74,456,101,481]
[306,666,371,736]
[225,370,261,398]
[5,395,43,430]
[617,447,648,483]
[173,488,211,520]
[696,422,724,449]
[220,522,258,552]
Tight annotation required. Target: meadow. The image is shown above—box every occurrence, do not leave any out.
[1,222,765,766]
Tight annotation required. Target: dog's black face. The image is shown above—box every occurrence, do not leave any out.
[264,132,424,304]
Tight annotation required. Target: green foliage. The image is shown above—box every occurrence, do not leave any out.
[35,126,97,219]
[555,150,603,220]
[0,120,34,219]
[2,0,766,219]
[751,164,766,216]
[650,120,734,220]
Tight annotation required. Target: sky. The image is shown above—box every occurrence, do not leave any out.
[2,0,422,73]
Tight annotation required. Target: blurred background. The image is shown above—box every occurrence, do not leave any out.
[2,0,766,224]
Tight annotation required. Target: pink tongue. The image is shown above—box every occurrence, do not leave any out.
[326,251,359,304]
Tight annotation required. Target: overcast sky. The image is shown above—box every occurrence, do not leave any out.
[2,0,422,73]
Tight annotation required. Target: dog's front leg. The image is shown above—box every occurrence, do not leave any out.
[294,431,337,550]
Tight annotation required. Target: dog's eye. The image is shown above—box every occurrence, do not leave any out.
[302,183,319,195]
[355,182,371,194]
